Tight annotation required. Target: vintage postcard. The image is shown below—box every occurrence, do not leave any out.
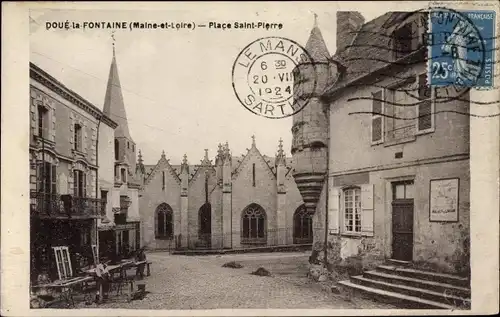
[1,1,499,316]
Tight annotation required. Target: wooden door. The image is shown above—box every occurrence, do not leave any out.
[392,200,414,261]
[391,181,415,261]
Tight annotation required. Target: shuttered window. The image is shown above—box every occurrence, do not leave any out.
[344,187,362,233]
[417,74,434,132]
[334,184,374,237]
[371,90,384,144]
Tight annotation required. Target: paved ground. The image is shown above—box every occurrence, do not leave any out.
[94,251,395,310]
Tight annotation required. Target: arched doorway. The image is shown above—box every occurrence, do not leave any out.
[155,203,173,239]
[241,203,267,245]
[198,203,211,247]
[293,204,313,244]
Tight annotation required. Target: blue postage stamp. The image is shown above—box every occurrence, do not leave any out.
[428,8,496,88]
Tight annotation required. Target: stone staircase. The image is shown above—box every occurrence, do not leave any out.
[338,260,470,309]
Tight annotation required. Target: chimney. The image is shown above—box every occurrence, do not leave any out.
[336,11,365,55]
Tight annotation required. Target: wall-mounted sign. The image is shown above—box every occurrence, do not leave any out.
[429,178,459,222]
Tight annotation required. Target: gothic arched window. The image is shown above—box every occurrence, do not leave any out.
[293,204,313,244]
[241,204,266,244]
[155,203,173,239]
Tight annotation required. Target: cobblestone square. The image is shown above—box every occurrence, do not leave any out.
[95,251,396,310]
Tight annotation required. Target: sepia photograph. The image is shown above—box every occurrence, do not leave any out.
[1,1,499,316]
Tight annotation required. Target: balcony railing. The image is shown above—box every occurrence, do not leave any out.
[30,192,106,219]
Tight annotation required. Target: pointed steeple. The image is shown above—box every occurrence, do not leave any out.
[223,142,231,162]
[305,13,330,62]
[201,149,211,166]
[136,149,145,174]
[181,154,189,174]
[215,143,224,166]
[276,138,286,166]
[103,34,132,139]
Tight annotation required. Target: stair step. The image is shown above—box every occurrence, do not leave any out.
[338,280,456,309]
[378,265,469,287]
[350,275,470,308]
[388,259,412,267]
[364,270,470,298]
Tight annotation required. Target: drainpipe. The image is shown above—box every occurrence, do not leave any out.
[323,103,330,268]
[95,116,102,261]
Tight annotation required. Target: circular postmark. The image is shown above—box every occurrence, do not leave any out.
[394,7,485,103]
[232,36,317,119]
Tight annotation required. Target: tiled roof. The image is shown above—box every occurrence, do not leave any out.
[305,25,330,62]
[325,12,413,96]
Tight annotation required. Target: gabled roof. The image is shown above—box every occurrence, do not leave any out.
[143,155,181,186]
[231,146,276,180]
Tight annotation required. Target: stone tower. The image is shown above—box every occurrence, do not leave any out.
[291,16,331,215]
[103,41,137,177]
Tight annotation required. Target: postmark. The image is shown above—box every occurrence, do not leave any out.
[428,7,494,88]
[232,36,317,119]
[387,7,493,104]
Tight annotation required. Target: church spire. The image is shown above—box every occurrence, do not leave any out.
[103,33,132,139]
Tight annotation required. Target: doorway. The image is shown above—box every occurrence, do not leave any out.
[391,180,415,261]
[198,203,211,247]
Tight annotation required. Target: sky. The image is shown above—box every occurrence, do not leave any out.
[29,2,391,165]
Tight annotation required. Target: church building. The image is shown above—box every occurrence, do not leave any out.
[137,137,310,250]
[97,43,142,259]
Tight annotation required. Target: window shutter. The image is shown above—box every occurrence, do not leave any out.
[83,173,87,197]
[51,165,57,194]
[91,127,97,164]
[417,74,433,131]
[82,122,88,153]
[37,164,43,192]
[371,90,384,143]
[328,186,340,233]
[69,114,75,148]
[50,108,56,142]
[411,21,419,51]
[360,184,374,236]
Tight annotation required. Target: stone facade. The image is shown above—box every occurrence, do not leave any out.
[138,137,307,250]
[293,12,471,275]
[29,62,116,281]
